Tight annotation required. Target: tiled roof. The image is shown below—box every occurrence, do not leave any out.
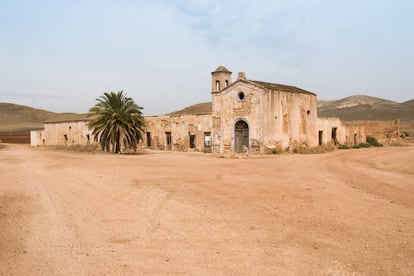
[249,80,316,95]
[213,65,231,73]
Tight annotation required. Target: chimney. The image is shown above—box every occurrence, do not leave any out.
[237,72,246,80]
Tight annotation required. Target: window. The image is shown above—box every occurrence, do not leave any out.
[237,91,245,101]
[216,80,220,91]
[225,80,229,88]
[204,132,211,147]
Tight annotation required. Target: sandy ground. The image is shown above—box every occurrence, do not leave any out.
[0,144,413,275]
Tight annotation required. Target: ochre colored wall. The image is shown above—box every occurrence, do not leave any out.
[144,114,212,152]
[212,81,318,153]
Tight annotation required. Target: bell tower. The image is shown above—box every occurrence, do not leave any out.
[211,65,232,93]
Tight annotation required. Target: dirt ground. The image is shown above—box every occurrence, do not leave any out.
[0,144,413,275]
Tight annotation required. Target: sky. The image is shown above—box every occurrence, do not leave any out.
[0,0,413,115]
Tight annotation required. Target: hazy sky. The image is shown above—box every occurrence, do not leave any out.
[1,0,413,115]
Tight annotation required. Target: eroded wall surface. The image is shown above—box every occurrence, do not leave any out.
[343,120,400,144]
[144,114,212,152]
[212,81,318,153]
[31,121,93,147]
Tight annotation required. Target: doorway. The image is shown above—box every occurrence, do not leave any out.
[146,132,151,147]
[331,127,338,145]
[318,131,323,146]
[189,133,195,149]
[166,132,172,150]
[234,120,249,153]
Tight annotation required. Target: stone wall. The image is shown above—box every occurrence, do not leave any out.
[212,80,318,153]
[31,120,93,147]
[144,114,212,152]
[316,117,347,145]
[343,120,400,144]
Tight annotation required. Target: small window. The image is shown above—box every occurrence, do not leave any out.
[307,110,310,115]
[204,132,211,147]
[216,80,220,91]
[225,80,229,88]
[237,91,245,101]
[69,126,72,130]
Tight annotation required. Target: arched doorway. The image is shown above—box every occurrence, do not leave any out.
[234,120,249,153]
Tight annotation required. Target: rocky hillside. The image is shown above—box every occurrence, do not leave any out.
[0,103,87,132]
[317,95,414,121]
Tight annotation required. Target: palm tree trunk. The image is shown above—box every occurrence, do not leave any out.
[115,130,121,153]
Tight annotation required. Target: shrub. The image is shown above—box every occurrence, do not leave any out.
[356,143,371,148]
[271,146,283,154]
[292,144,335,154]
[366,136,383,147]
[338,144,350,150]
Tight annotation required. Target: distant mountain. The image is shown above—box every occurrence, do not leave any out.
[318,95,397,109]
[0,103,87,132]
[317,95,414,121]
[401,99,414,107]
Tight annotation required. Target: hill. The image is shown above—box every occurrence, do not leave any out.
[0,103,87,132]
[317,95,414,121]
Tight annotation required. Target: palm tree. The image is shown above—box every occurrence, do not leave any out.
[88,91,145,153]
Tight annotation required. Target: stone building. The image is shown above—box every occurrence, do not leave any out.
[31,66,400,153]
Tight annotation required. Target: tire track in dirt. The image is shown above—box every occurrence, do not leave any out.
[322,147,414,208]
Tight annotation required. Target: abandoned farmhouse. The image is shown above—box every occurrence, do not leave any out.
[31,66,400,154]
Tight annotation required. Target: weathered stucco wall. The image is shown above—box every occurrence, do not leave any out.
[316,119,400,146]
[343,120,400,144]
[31,120,93,147]
[316,118,347,145]
[212,80,318,153]
[144,114,212,152]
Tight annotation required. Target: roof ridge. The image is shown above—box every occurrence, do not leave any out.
[248,79,315,95]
